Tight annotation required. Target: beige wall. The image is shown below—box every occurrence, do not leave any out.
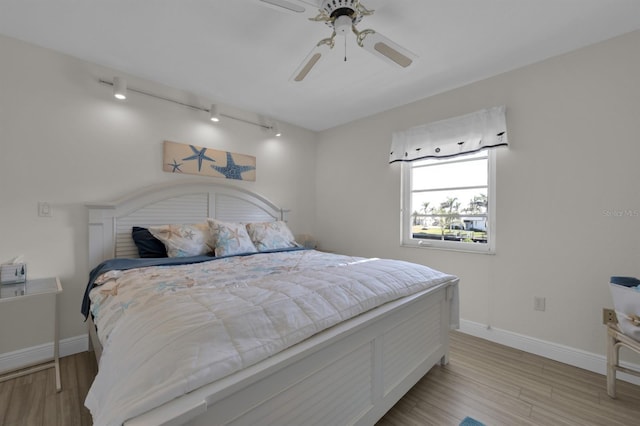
[0,35,318,353]
[316,30,640,358]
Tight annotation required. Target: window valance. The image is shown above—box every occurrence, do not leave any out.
[389,106,508,163]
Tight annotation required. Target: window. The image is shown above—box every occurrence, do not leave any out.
[401,150,496,253]
[392,106,506,252]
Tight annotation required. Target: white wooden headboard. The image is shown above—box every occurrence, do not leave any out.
[86,181,288,268]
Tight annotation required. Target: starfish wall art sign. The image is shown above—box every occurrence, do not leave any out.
[162,140,256,181]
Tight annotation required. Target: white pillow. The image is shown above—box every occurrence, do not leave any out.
[148,223,213,257]
[207,219,257,257]
[246,221,298,252]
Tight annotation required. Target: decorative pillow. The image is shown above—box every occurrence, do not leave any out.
[246,221,298,252]
[207,219,257,257]
[147,223,213,257]
[131,227,168,258]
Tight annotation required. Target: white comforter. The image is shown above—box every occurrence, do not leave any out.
[85,250,456,426]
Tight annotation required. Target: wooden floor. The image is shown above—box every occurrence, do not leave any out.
[377,332,640,426]
[0,353,96,426]
[1,331,639,425]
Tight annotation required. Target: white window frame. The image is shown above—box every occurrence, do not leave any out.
[401,150,496,254]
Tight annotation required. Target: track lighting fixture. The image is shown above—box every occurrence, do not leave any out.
[113,77,127,100]
[100,77,276,133]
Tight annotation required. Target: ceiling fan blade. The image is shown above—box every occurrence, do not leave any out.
[359,31,417,68]
[290,44,326,82]
[256,0,307,14]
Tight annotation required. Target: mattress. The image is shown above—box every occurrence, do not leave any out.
[84,249,456,426]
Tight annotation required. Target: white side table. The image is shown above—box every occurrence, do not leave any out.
[0,277,63,392]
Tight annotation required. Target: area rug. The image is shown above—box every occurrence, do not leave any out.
[460,417,486,426]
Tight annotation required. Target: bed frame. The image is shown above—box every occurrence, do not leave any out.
[86,180,459,426]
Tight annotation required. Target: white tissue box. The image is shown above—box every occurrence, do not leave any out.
[1,263,27,284]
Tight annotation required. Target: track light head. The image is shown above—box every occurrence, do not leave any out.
[210,104,220,122]
[113,77,127,100]
[272,122,282,137]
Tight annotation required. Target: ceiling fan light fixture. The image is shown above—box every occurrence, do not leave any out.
[288,0,415,82]
[334,15,352,35]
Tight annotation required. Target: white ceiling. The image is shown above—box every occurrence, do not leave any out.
[1,0,639,131]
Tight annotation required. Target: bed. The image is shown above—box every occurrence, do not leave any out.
[84,181,459,426]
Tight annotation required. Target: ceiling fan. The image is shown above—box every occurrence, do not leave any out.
[258,0,417,82]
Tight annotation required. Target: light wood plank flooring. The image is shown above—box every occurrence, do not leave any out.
[2,331,639,425]
[0,352,96,426]
[377,331,640,426]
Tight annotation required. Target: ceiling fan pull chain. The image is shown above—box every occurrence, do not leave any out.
[344,34,348,62]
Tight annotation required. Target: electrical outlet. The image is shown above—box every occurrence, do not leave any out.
[602,308,617,324]
[534,297,546,311]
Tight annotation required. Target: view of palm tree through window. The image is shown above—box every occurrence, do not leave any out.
[410,151,489,244]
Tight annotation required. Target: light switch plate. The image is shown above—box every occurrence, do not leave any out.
[38,201,52,217]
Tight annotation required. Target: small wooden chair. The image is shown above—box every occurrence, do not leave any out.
[606,321,640,398]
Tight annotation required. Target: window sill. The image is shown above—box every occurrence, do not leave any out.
[401,242,495,255]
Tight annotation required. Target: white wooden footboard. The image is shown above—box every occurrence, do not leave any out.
[124,280,457,426]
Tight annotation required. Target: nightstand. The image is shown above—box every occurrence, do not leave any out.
[0,277,63,392]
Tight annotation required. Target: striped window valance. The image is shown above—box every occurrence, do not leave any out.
[389,106,508,163]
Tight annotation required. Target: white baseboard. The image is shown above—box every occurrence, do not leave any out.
[0,334,88,374]
[459,319,640,386]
